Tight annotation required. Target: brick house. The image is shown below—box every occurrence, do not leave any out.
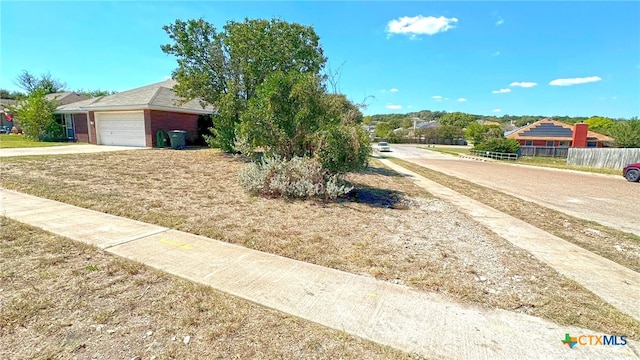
[506,118,613,148]
[54,80,214,147]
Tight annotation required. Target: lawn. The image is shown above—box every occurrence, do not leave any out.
[0,134,78,148]
[0,218,408,359]
[1,149,638,339]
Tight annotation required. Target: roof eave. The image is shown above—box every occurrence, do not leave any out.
[74,104,214,115]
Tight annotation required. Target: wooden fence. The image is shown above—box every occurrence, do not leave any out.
[567,148,640,169]
[519,146,569,158]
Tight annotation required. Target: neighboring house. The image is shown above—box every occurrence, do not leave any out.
[506,118,612,148]
[55,80,215,146]
[0,99,16,128]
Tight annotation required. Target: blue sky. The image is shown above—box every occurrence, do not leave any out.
[1,1,639,119]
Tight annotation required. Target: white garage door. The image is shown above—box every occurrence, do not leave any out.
[96,111,146,147]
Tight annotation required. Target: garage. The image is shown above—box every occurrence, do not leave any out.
[95,111,146,147]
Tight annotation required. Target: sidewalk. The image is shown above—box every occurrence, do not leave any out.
[1,188,638,359]
[376,156,640,322]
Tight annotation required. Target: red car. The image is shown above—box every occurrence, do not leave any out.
[623,162,640,182]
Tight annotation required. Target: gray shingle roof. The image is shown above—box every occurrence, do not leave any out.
[55,80,215,114]
[45,92,90,105]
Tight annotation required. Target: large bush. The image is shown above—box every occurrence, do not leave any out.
[473,138,520,153]
[10,87,61,141]
[238,156,353,200]
[315,124,370,174]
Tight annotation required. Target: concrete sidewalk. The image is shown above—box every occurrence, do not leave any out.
[0,144,143,157]
[376,156,640,323]
[1,188,638,359]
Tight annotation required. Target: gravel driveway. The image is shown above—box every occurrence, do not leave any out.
[386,144,639,236]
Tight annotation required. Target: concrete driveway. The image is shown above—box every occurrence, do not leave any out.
[385,144,639,235]
[0,144,145,157]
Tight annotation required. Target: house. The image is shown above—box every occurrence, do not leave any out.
[55,80,215,146]
[506,118,612,148]
[0,99,16,128]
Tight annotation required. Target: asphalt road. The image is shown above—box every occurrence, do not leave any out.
[383,144,639,236]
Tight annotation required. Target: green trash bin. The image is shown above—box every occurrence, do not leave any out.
[156,130,168,148]
[168,130,187,149]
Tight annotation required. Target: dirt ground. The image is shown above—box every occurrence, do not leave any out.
[0,218,412,360]
[1,149,638,340]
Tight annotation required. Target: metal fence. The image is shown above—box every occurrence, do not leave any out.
[519,146,569,158]
[470,150,518,160]
[567,148,640,169]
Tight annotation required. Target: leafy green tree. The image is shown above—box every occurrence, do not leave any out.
[438,125,464,141]
[16,70,66,94]
[237,71,369,173]
[465,122,485,144]
[9,87,61,140]
[0,89,24,99]
[237,71,329,159]
[585,116,615,135]
[161,18,326,152]
[438,112,476,128]
[609,120,640,148]
[374,122,394,138]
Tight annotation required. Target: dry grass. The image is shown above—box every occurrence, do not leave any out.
[0,217,413,359]
[389,158,640,273]
[1,149,639,340]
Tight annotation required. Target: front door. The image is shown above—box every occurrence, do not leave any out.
[64,114,75,140]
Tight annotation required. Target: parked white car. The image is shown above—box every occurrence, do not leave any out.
[376,142,391,152]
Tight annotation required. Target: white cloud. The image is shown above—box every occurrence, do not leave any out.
[492,51,501,56]
[390,88,399,92]
[549,76,602,86]
[386,15,458,38]
[496,18,504,26]
[492,108,502,113]
[432,95,442,99]
[510,81,537,88]
[492,88,511,94]
[457,98,467,102]
[407,105,413,109]
[444,98,449,101]
[386,104,402,110]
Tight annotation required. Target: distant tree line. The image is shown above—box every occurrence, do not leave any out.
[369,109,640,148]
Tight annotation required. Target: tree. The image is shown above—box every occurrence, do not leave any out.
[609,120,640,148]
[237,71,369,173]
[438,125,464,142]
[9,87,61,141]
[585,116,615,135]
[374,122,394,138]
[438,112,476,128]
[16,70,66,94]
[161,18,326,152]
[0,89,25,99]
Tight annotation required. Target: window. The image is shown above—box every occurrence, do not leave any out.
[546,141,554,147]
[524,141,533,146]
[587,141,597,148]
[558,141,569,147]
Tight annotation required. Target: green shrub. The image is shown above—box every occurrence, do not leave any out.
[315,125,370,174]
[473,138,520,153]
[238,156,353,200]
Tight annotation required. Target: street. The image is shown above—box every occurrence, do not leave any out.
[384,144,639,235]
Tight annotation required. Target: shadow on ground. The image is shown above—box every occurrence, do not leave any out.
[345,185,409,209]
